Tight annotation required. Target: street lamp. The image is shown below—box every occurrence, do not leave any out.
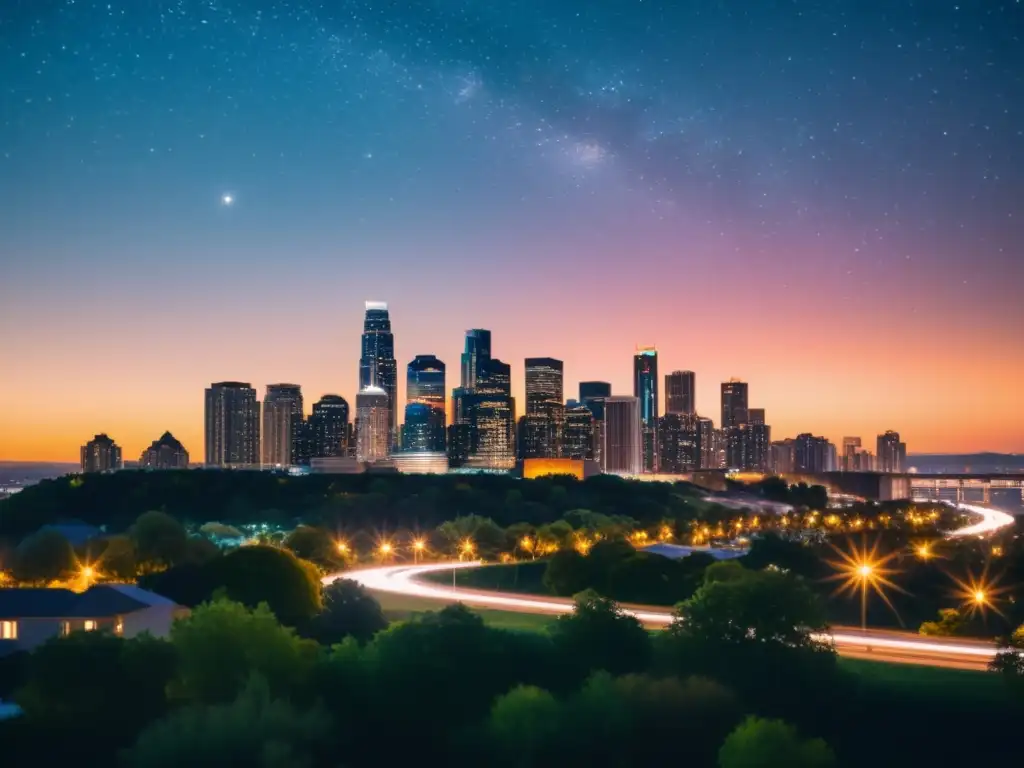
[826,537,904,639]
[379,541,393,561]
[412,538,426,564]
[856,563,873,633]
[453,538,474,589]
[336,541,349,555]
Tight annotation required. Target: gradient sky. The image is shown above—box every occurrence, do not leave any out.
[1,1,1022,462]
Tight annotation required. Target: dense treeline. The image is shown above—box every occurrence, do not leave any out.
[4,554,1024,767]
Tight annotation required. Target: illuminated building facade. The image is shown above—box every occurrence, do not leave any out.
[747,408,771,471]
[658,413,700,473]
[309,395,350,458]
[359,302,398,446]
[877,430,907,473]
[262,383,304,467]
[522,458,585,480]
[204,381,260,468]
[721,380,750,470]
[139,431,189,469]
[579,381,611,465]
[460,329,491,389]
[517,413,557,459]
[466,389,516,470]
[523,357,564,458]
[842,436,875,472]
[404,355,446,452]
[770,440,796,474]
[81,433,123,473]
[633,346,659,472]
[391,451,449,474]
[562,402,595,460]
[793,433,837,473]
[355,386,391,463]
[698,417,718,469]
[603,395,642,475]
[665,370,696,415]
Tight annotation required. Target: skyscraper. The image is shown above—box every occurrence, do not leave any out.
[561,402,595,461]
[262,384,304,467]
[658,413,700,473]
[81,433,122,473]
[794,434,837,473]
[579,381,611,465]
[139,431,189,469]
[356,386,390,463]
[460,329,491,389]
[877,430,907,473]
[633,346,658,472]
[665,370,696,415]
[309,395,350,458]
[603,396,642,475]
[524,357,564,458]
[721,380,749,429]
[746,409,771,471]
[698,417,717,469]
[405,355,446,452]
[359,302,398,446]
[517,413,557,460]
[205,381,260,468]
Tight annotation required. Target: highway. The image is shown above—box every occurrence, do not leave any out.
[334,500,1015,671]
[338,560,999,671]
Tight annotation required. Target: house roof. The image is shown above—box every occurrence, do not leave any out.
[0,584,177,620]
[641,543,749,561]
[38,523,102,547]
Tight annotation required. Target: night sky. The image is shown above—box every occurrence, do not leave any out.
[1,0,1022,461]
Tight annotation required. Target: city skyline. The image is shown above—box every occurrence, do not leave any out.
[9,299,1001,463]
[2,4,1022,461]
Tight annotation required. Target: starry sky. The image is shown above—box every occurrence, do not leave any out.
[1,0,1022,462]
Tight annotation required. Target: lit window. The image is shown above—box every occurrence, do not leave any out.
[0,620,16,640]
[114,618,124,635]
[61,621,70,636]
[83,620,97,631]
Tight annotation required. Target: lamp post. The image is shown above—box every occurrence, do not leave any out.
[857,563,873,634]
[413,538,425,564]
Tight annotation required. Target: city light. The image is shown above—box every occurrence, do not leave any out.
[336,541,349,554]
[826,537,905,632]
[412,538,426,563]
[949,566,1009,620]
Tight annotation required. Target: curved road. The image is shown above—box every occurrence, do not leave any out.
[335,501,1016,671]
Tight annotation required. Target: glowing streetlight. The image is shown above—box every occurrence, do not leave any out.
[826,538,904,636]
[378,541,393,561]
[336,541,349,555]
[950,566,1008,620]
[81,565,95,584]
[412,538,425,563]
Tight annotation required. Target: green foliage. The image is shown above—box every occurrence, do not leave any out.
[131,510,189,569]
[98,534,138,580]
[123,675,332,768]
[207,545,322,626]
[283,525,345,570]
[436,514,506,557]
[305,578,387,644]
[542,548,590,595]
[548,590,651,680]
[11,528,75,583]
[919,607,967,637]
[170,599,317,705]
[718,716,836,768]
[486,685,562,767]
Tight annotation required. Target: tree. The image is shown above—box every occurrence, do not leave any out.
[207,545,322,627]
[548,590,651,680]
[15,631,175,748]
[170,599,316,705]
[485,685,562,767]
[305,578,387,644]
[542,548,590,596]
[283,525,345,570]
[131,510,188,569]
[919,608,967,637]
[123,675,332,768]
[437,515,506,558]
[98,534,137,580]
[536,520,574,552]
[718,716,836,768]
[11,529,75,583]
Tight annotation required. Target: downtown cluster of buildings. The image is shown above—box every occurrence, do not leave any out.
[80,302,908,477]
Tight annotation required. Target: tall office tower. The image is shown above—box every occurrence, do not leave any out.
[579,381,611,466]
[406,355,446,452]
[633,346,659,471]
[481,357,511,394]
[262,384,304,467]
[139,431,189,469]
[355,386,391,463]
[697,417,716,469]
[658,413,700,473]
[517,413,557,459]
[205,381,260,467]
[603,396,642,475]
[359,301,398,446]
[771,439,796,474]
[842,437,862,471]
[562,402,595,460]
[794,434,837,473]
[81,433,123,473]
[466,390,516,469]
[877,430,907,473]
[524,357,564,458]
[746,409,771,471]
[665,370,696,415]
[308,395,349,458]
[460,329,491,389]
[721,380,749,429]
[446,422,473,468]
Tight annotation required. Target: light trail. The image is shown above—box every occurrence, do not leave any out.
[329,500,1016,669]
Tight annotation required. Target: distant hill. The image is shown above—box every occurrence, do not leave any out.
[908,453,1024,474]
[0,462,79,485]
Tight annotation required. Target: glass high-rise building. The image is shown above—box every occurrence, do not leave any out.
[721,380,749,429]
[309,395,349,458]
[794,433,837,473]
[139,431,189,469]
[658,413,700,473]
[460,329,491,389]
[205,381,260,468]
[359,302,398,446]
[262,383,304,467]
[562,402,595,461]
[603,396,642,475]
[579,381,611,420]
[524,357,564,458]
[665,370,696,415]
[405,355,446,452]
[81,433,123,473]
[633,346,658,472]
[356,386,391,463]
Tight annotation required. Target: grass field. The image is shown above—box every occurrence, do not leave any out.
[421,560,550,593]
[838,656,1005,700]
[370,589,556,632]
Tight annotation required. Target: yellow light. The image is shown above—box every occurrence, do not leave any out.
[413,539,426,551]
[520,536,534,551]
[336,541,349,554]
[974,590,986,605]
[379,542,393,555]
[917,544,930,559]
[81,566,95,580]
[858,564,873,578]
[460,538,474,556]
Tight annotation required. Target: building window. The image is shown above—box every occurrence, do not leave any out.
[114,618,124,635]
[61,621,71,636]
[83,620,97,631]
[0,620,16,640]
